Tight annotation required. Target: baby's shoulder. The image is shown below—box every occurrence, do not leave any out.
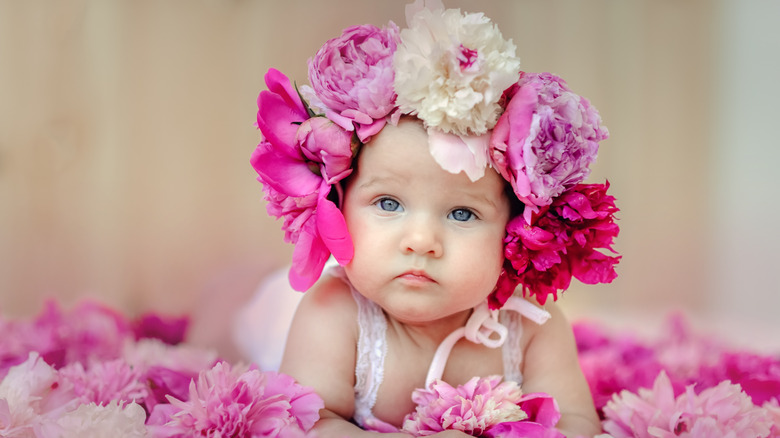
[296,271,359,324]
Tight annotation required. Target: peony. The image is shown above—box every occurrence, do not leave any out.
[122,338,218,412]
[37,401,148,438]
[491,182,619,307]
[393,0,520,181]
[394,0,520,136]
[252,68,355,291]
[490,72,609,222]
[131,313,189,346]
[146,361,323,438]
[58,360,149,407]
[307,22,400,142]
[401,376,527,436]
[602,371,774,438]
[0,353,76,437]
[697,351,780,406]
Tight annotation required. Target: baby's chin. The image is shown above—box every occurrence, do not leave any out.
[382,301,475,329]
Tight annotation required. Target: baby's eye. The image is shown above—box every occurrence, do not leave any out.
[376,198,402,212]
[449,208,476,222]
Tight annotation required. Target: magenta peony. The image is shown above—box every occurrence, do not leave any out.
[146,361,323,438]
[252,68,355,291]
[131,312,189,345]
[307,23,400,142]
[491,182,620,308]
[490,72,609,222]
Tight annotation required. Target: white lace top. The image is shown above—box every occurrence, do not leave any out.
[327,266,550,430]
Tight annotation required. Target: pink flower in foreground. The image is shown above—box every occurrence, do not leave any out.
[252,68,354,291]
[490,72,609,221]
[0,300,132,377]
[37,400,148,438]
[147,361,323,438]
[307,23,400,141]
[401,376,527,436]
[0,353,76,437]
[483,392,564,438]
[490,182,620,308]
[602,371,774,438]
[58,360,149,407]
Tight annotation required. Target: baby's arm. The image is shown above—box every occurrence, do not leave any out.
[280,277,418,437]
[519,301,602,437]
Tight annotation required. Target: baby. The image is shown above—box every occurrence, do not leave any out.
[251,1,619,436]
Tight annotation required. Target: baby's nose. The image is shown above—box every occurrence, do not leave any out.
[400,215,443,257]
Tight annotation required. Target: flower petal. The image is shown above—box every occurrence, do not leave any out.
[316,197,354,265]
[251,142,321,197]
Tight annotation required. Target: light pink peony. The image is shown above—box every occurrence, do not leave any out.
[0,353,77,437]
[491,182,620,308]
[146,361,323,438]
[490,72,609,222]
[401,376,527,436]
[602,371,774,438]
[307,23,400,142]
[36,400,148,438]
[58,360,149,407]
[252,68,355,291]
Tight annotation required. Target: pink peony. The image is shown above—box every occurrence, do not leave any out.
[307,23,400,142]
[146,361,323,438]
[490,182,619,308]
[0,300,132,378]
[252,68,355,291]
[490,72,609,221]
[401,376,527,436]
[602,371,774,438]
[697,351,780,406]
[122,338,218,412]
[58,360,149,407]
[577,339,666,413]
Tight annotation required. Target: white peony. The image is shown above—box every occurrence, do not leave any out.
[393,0,521,137]
[39,401,148,438]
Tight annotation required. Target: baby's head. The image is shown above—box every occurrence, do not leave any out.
[340,116,510,322]
[252,0,620,308]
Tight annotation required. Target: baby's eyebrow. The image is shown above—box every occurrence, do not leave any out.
[356,175,399,190]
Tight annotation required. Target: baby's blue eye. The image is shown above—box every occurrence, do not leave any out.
[449,208,476,222]
[377,198,402,212]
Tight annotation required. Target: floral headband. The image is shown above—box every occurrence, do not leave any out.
[251,0,620,308]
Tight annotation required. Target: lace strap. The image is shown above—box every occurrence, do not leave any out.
[425,296,550,386]
[351,288,388,427]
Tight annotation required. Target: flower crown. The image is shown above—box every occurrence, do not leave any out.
[251,0,620,308]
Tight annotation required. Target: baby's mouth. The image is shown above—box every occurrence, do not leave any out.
[397,270,436,284]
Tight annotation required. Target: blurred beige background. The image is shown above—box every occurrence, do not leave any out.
[1,0,778,359]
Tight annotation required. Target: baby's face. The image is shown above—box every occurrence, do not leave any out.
[341,118,511,326]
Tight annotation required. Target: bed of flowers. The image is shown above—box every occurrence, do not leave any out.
[1,300,778,437]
